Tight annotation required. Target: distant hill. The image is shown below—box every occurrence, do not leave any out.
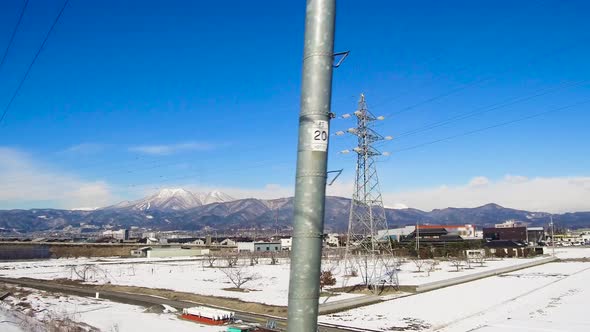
[1,188,589,233]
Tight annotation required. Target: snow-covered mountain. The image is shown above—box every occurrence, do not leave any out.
[195,190,235,205]
[3,198,590,233]
[106,188,235,211]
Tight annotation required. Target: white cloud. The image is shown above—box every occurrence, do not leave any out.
[504,174,529,184]
[0,147,117,209]
[468,176,490,188]
[62,143,105,154]
[2,148,588,215]
[129,142,216,155]
[383,175,590,213]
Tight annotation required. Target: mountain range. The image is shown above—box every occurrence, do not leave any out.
[104,188,235,211]
[1,188,589,234]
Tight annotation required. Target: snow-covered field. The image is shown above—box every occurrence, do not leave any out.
[0,305,24,332]
[0,287,223,332]
[319,247,590,331]
[1,248,588,331]
[0,252,553,306]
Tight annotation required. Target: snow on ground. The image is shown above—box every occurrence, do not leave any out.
[1,288,224,332]
[0,304,25,332]
[319,260,590,331]
[391,255,547,287]
[550,246,590,259]
[0,253,555,306]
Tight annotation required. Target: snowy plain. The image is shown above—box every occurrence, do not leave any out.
[0,288,224,332]
[0,253,549,306]
[0,248,588,331]
[319,247,590,331]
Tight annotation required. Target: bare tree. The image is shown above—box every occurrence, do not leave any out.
[448,257,463,272]
[128,265,136,276]
[65,265,107,282]
[354,254,371,286]
[223,253,239,267]
[46,306,96,332]
[426,260,439,276]
[205,254,217,268]
[248,251,259,266]
[474,253,486,267]
[412,259,427,272]
[464,257,474,269]
[269,251,279,265]
[219,266,259,290]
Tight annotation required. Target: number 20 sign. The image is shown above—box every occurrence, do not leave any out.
[309,120,329,152]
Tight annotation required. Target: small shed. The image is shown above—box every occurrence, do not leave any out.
[181,306,234,325]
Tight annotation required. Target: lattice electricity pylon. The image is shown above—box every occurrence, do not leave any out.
[339,93,398,291]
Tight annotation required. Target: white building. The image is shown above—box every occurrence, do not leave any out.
[191,239,205,245]
[237,241,255,252]
[324,233,340,247]
[146,237,159,245]
[102,229,129,240]
[220,238,236,246]
[142,232,156,239]
[495,220,520,228]
[280,237,292,250]
[377,226,416,242]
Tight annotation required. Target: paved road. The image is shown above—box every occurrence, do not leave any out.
[0,277,376,332]
[318,295,382,315]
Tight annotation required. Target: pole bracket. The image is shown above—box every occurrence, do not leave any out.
[333,51,350,68]
[326,169,343,186]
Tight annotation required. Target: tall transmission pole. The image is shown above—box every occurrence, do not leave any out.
[343,94,397,290]
[287,0,336,331]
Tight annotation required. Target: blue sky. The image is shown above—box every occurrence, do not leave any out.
[0,0,589,211]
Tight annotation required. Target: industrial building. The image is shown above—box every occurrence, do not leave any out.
[254,242,281,252]
[131,246,209,258]
[101,229,129,241]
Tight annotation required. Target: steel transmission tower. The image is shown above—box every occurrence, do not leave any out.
[343,94,397,290]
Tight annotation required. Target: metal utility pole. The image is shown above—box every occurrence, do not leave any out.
[416,221,420,253]
[287,1,336,331]
[550,216,555,256]
[342,94,397,291]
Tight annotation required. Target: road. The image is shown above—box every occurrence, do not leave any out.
[318,294,382,315]
[0,277,378,332]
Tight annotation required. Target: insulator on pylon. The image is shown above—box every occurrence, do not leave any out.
[385,136,393,140]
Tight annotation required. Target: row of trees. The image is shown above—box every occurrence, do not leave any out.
[411,253,488,274]
[207,251,288,290]
[204,251,287,269]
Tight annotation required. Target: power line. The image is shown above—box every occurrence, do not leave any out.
[0,0,69,127]
[392,99,590,153]
[0,0,29,72]
[366,0,552,111]
[373,40,585,121]
[393,79,590,140]
[384,77,491,117]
